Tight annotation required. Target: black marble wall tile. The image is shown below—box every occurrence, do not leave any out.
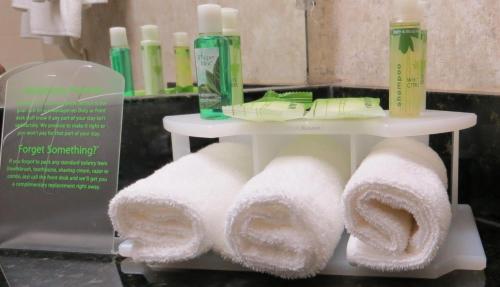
[119,95,216,189]
[1,86,499,223]
[118,86,331,189]
[427,93,500,222]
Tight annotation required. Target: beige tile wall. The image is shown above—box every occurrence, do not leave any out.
[0,1,65,70]
[2,0,307,87]
[307,0,500,94]
[117,0,307,88]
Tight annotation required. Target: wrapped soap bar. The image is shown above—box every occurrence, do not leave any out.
[305,97,385,119]
[222,101,305,122]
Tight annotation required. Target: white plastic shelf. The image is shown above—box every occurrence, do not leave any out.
[163,110,476,138]
[117,110,484,280]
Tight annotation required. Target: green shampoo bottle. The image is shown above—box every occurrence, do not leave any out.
[173,32,194,89]
[389,0,424,117]
[222,8,244,105]
[109,27,134,97]
[194,4,232,120]
[141,25,165,95]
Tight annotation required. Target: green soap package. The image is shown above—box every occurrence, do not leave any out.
[222,90,313,122]
[255,90,313,109]
[305,97,385,119]
[222,101,305,122]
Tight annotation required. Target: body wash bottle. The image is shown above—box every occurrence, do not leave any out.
[194,4,232,120]
[222,8,244,105]
[109,27,134,97]
[389,0,423,117]
[173,32,194,90]
[141,25,165,95]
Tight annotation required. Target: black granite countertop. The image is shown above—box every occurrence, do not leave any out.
[0,219,497,287]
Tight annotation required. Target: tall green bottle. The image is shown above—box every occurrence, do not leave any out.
[194,4,232,120]
[222,7,244,105]
[389,0,424,117]
[109,27,135,97]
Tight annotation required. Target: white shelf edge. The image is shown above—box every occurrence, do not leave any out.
[163,110,477,138]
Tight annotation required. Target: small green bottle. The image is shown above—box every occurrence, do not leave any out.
[222,8,244,105]
[173,32,194,90]
[194,4,232,120]
[109,27,135,97]
[141,25,165,96]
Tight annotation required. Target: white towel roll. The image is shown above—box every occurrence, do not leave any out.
[342,137,452,271]
[108,142,253,263]
[224,136,350,279]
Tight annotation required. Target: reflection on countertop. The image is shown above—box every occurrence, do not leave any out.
[0,219,498,286]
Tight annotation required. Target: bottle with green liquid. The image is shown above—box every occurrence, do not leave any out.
[222,7,244,105]
[389,0,424,117]
[194,4,232,120]
[418,0,428,111]
[173,32,194,91]
[141,25,165,95]
[109,27,134,97]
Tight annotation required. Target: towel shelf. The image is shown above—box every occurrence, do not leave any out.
[117,110,485,280]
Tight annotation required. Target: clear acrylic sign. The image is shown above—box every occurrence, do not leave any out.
[0,60,124,253]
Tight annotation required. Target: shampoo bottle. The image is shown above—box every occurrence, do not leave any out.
[389,0,424,117]
[194,4,232,120]
[109,27,134,97]
[222,8,244,105]
[141,25,165,95]
[173,32,194,90]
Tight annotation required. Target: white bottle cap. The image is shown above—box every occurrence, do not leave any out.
[197,4,222,34]
[109,27,129,48]
[392,0,420,22]
[173,32,189,46]
[222,8,239,36]
[141,24,160,41]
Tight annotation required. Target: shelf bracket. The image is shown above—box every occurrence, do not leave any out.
[171,133,190,161]
[451,130,459,206]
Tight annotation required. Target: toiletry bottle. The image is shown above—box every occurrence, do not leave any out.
[222,8,244,105]
[173,32,194,90]
[141,25,165,95]
[194,4,232,120]
[109,27,134,97]
[389,0,423,117]
[418,0,428,111]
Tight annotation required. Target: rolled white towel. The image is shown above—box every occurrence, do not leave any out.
[224,136,350,279]
[342,137,452,271]
[108,142,253,263]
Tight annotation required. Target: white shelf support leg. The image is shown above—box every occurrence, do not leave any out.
[350,135,359,175]
[451,130,459,206]
[171,133,190,161]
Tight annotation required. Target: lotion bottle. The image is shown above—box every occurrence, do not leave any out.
[141,25,165,95]
[173,32,194,90]
[222,8,244,105]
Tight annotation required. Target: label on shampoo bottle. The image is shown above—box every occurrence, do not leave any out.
[389,23,423,117]
[194,47,221,110]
